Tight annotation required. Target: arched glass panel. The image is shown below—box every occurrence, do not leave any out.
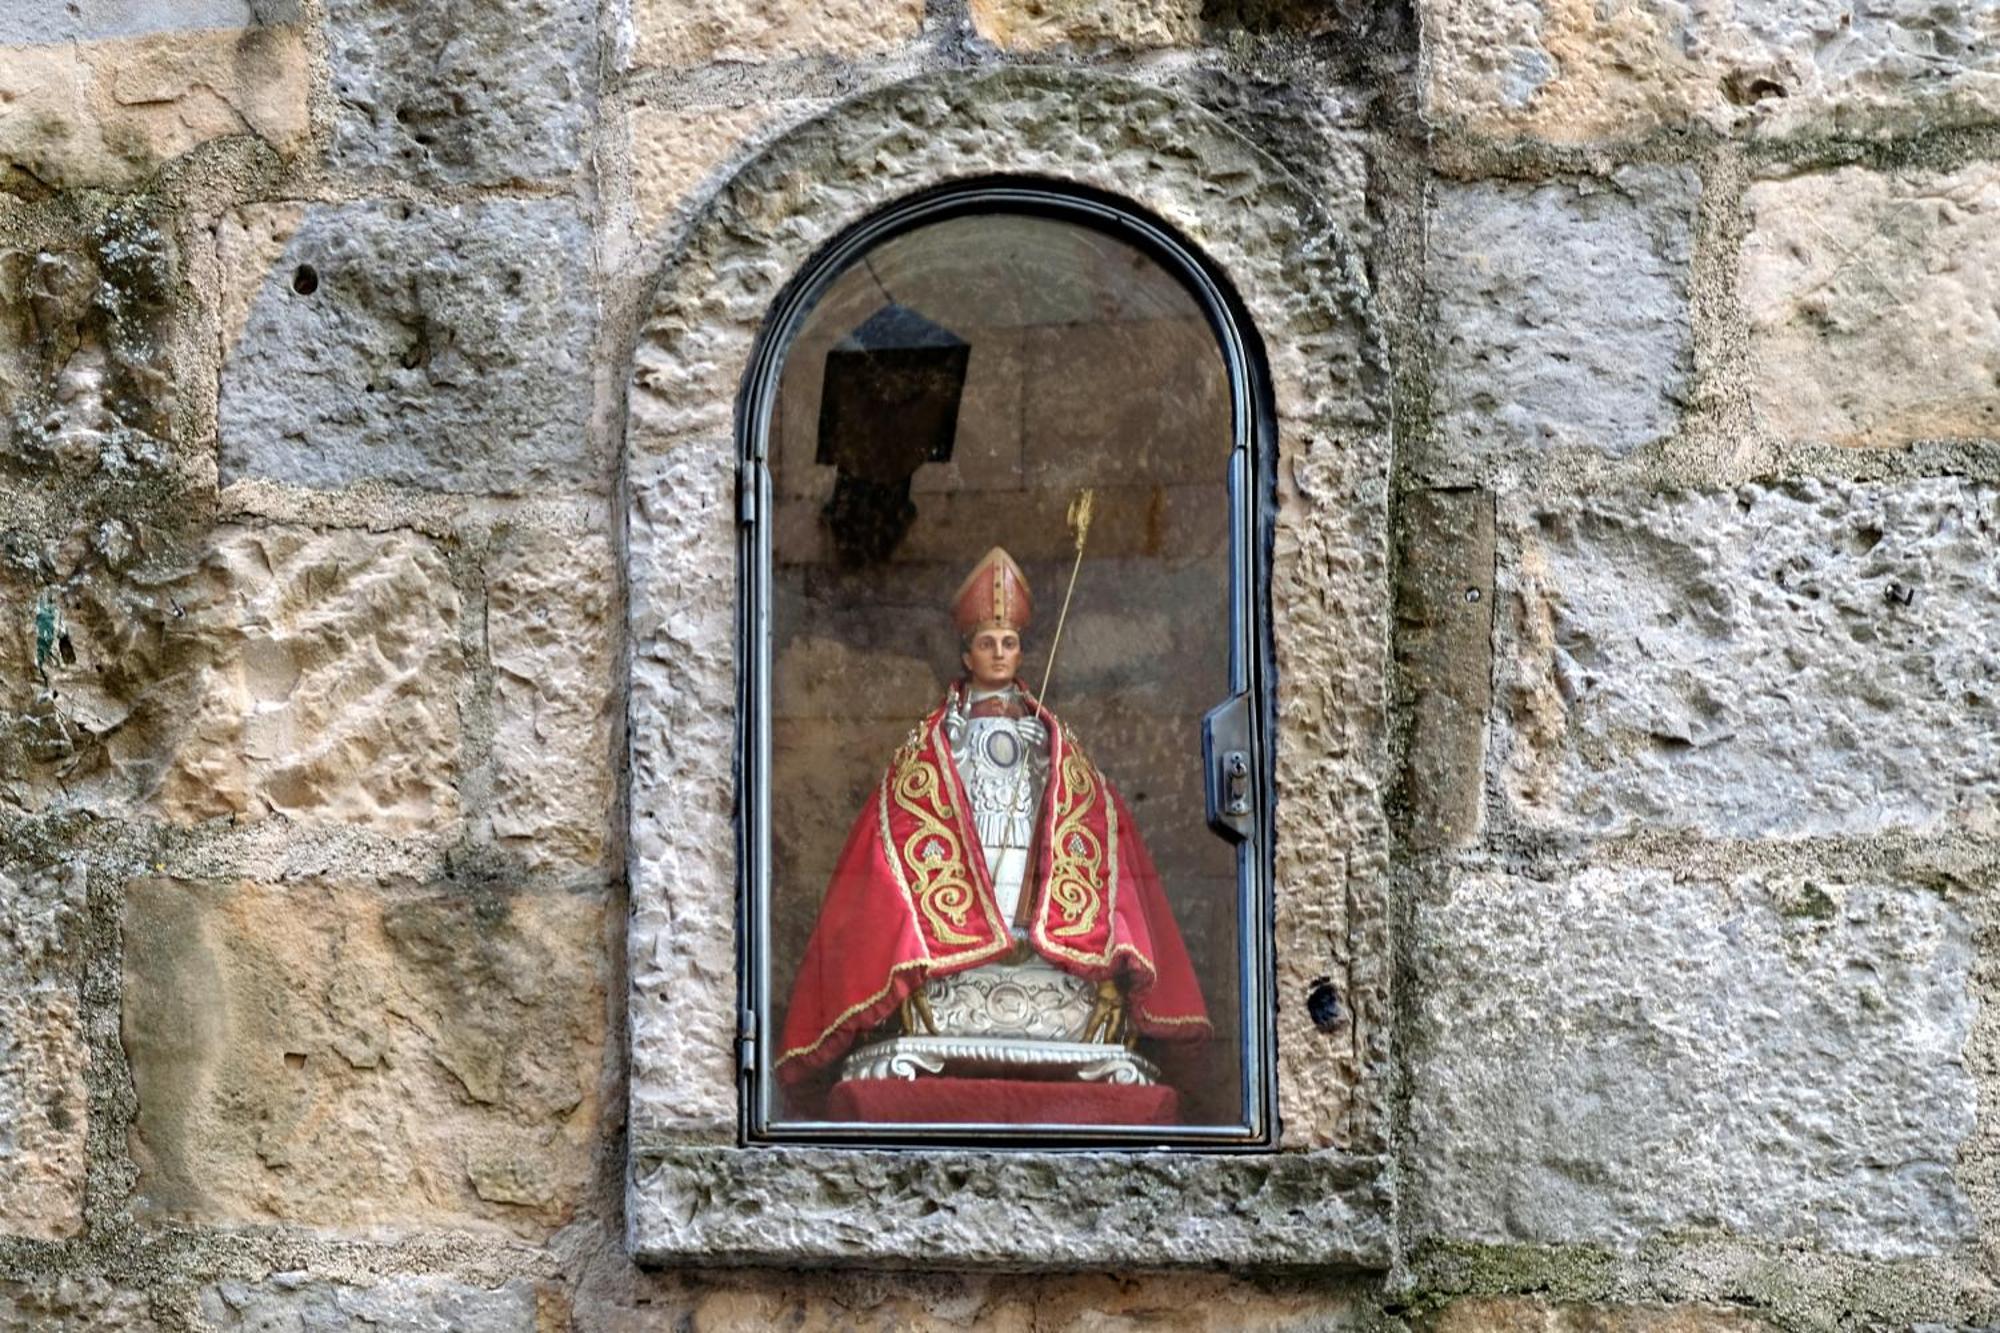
[741,186,1272,1144]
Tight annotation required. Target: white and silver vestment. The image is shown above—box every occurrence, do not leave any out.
[942,684,1049,923]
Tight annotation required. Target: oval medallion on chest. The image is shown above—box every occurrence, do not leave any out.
[984,728,1021,769]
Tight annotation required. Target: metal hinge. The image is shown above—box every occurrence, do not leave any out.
[736,1008,757,1079]
[737,459,762,525]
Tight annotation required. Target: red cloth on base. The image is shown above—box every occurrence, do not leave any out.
[828,1077,1179,1126]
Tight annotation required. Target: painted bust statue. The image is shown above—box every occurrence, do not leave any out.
[776,547,1210,1124]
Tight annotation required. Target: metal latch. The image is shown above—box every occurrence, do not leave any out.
[1201,691,1254,844]
[1221,750,1250,817]
[736,1008,757,1079]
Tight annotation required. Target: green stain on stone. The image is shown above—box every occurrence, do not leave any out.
[1783,883,1838,921]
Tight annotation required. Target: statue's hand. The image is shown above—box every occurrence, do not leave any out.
[1014,715,1049,750]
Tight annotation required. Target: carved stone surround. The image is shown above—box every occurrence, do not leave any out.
[623,67,1392,1269]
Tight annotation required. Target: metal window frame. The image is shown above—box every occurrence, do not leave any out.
[734,178,1279,1148]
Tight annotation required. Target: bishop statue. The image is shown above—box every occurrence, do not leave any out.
[777,547,1209,1122]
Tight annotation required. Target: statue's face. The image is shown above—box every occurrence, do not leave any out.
[961,627,1022,690]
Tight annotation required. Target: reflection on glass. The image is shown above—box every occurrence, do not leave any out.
[764,212,1242,1130]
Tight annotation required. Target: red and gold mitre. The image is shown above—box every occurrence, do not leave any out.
[951,546,1032,637]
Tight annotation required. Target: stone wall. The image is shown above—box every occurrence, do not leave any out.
[0,0,1995,1331]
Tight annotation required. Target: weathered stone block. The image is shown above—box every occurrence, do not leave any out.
[0,22,309,189]
[1,1,297,43]
[201,1275,537,1331]
[0,544,206,817]
[1425,1299,1775,1332]
[1498,480,2000,837]
[1422,0,2000,142]
[488,525,614,870]
[969,0,1201,50]
[630,0,923,67]
[627,455,738,1138]
[627,101,822,242]
[1429,169,1696,463]
[0,1275,157,1332]
[157,526,463,832]
[584,1270,1381,1331]
[1,205,180,475]
[1394,488,1493,850]
[0,224,34,456]
[0,861,88,1240]
[1741,164,2000,447]
[218,199,595,493]
[122,877,604,1235]
[1407,868,1975,1257]
[631,1145,1393,1267]
[772,636,939,720]
[327,0,594,184]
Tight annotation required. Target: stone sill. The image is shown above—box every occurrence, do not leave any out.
[628,1145,1393,1270]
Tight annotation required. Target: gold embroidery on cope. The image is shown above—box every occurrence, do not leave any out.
[892,752,980,946]
[874,762,931,958]
[1046,745,1108,939]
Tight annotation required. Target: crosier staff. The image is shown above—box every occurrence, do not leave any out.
[1027,488,1127,1045]
[1035,488,1095,707]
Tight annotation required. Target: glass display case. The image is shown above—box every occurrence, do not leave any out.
[739,187,1275,1144]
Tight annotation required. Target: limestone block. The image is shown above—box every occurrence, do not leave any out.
[0,234,33,452]
[589,1271,1380,1332]
[218,199,595,493]
[122,878,605,1235]
[0,861,88,1240]
[1406,868,1975,1256]
[488,526,614,870]
[1429,168,1696,463]
[0,1275,157,1332]
[1741,164,2000,446]
[631,0,923,67]
[1426,1299,1776,1332]
[1498,480,2000,837]
[628,101,822,241]
[201,1275,537,1331]
[1422,0,2000,142]
[969,0,1202,50]
[0,569,67,803]
[327,0,594,184]
[0,540,212,817]
[1394,488,1493,851]
[627,455,739,1136]
[158,526,464,832]
[772,635,939,721]
[1,1,292,42]
[0,23,309,189]
[1,206,179,474]
[632,1144,1393,1267]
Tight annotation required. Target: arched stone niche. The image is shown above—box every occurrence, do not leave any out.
[625,67,1393,1268]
